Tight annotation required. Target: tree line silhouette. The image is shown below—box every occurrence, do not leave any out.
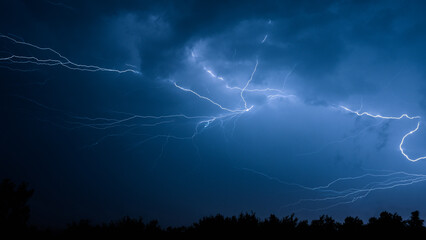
[1,178,426,237]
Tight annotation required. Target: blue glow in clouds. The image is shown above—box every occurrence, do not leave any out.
[2,1,426,226]
[2,30,426,213]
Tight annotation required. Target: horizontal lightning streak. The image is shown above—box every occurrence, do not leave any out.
[5,28,426,213]
[0,34,140,74]
[341,105,425,162]
[340,105,420,120]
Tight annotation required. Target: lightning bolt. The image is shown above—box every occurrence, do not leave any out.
[173,82,251,113]
[3,26,426,214]
[339,105,420,120]
[340,106,425,162]
[400,122,426,162]
[0,34,140,74]
[261,34,268,44]
[203,66,224,81]
[242,167,426,212]
[240,59,258,110]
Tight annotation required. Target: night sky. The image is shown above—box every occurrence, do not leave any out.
[1,0,426,228]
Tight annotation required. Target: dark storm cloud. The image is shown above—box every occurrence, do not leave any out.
[3,0,426,228]
[92,0,426,106]
[5,0,426,102]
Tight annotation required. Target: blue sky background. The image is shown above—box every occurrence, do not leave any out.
[1,0,426,227]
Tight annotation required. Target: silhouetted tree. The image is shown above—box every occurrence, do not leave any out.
[263,214,287,235]
[0,179,34,232]
[105,216,147,237]
[236,212,259,232]
[367,211,405,233]
[296,219,309,233]
[311,215,339,233]
[192,214,227,233]
[3,179,426,236]
[342,216,364,233]
[282,213,298,230]
[406,211,424,232]
[66,219,95,237]
[260,214,281,233]
[145,219,161,234]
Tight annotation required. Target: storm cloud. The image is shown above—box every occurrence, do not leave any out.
[1,0,426,227]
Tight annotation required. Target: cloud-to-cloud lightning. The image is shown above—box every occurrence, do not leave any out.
[340,106,425,162]
[340,106,420,120]
[3,30,424,164]
[2,23,426,217]
[0,34,140,74]
[243,167,426,212]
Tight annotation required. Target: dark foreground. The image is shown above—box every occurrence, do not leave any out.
[2,179,426,237]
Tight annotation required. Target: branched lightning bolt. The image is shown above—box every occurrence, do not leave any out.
[0,34,140,74]
[173,82,250,113]
[340,106,425,162]
[1,31,265,154]
[240,59,258,110]
[3,27,426,214]
[242,167,426,212]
